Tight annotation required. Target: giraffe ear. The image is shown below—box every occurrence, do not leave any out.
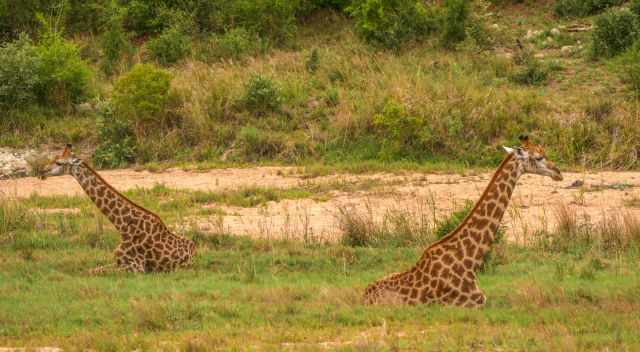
[62,144,72,158]
[501,146,516,154]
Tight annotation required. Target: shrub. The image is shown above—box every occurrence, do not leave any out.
[194,0,299,46]
[632,0,640,16]
[591,9,639,58]
[617,41,640,95]
[36,32,93,109]
[372,99,431,160]
[0,34,41,108]
[93,102,137,169]
[347,0,439,48]
[510,59,549,85]
[241,74,282,115]
[146,26,191,66]
[123,0,164,34]
[554,0,624,18]
[440,0,470,49]
[111,64,173,131]
[204,27,260,61]
[100,3,133,75]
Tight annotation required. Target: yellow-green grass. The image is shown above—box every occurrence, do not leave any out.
[1,190,639,350]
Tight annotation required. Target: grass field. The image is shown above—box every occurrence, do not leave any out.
[1,189,639,351]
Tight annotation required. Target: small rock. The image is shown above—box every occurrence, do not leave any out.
[551,28,561,36]
[566,180,584,189]
[534,53,545,59]
[491,23,500,30]
[74,102,94,114]
[561,45,575,55]
[0,148,39,180]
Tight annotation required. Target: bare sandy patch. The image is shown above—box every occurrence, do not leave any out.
[3,167,640,242]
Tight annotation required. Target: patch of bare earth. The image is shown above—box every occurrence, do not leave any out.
[2,167,640,242]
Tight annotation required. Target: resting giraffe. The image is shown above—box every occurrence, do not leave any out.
[363,135,563,307]
[41,144,196,273]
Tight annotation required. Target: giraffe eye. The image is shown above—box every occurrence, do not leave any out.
[534,156,544,161]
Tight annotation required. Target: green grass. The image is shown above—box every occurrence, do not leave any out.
[1,190,639,350]
[0,233,638,350]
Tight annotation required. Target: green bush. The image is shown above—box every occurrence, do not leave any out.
[510,59,549,85]
[204,27,260,61]
[347,0,439,48]
[242,74,282,115]
[440,0,470,49]
[93,102,137,169]
[111,64,173,129]
[632,0,640,16]
[194,0,299,46]
[100,3,133,75]
[554,0,624,18]
[372,99,431,160]
[35,15,93,109]
[122,0,165,34]
[0,34,41,108]
[0,16,92,111]
[591,9,639,58]
[146,26,191,66]
[617,41,640,95]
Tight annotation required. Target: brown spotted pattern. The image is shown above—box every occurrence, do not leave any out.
[70,162,196,273]
[363,153,522,307]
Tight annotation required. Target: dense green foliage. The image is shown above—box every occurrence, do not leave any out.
[440,0,470,49]
[347,0,439,48]
[554,0,624,18]
[111,63,173,130]
[616,41,640,95]
[591,9,639,58]
[146,26,191,66]
[241,74,282,115]
[99,2,133,75]
[1,0,640,170]
[0,34,41,108]
[0,28,91,111]
[93,102,137,169]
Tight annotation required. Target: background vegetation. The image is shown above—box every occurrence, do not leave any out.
[1,0,640,170]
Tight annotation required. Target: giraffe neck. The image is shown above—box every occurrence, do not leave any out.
[425,153,522,268]
[70,161,162,236]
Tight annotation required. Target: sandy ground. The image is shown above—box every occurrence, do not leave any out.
[2,167,640,242]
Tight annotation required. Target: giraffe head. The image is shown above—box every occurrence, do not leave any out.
[502,135,563,181]
[40,144,81,180]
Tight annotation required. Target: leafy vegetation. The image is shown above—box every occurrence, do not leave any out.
[347,0,439,48]
[111,63,173,132]
[1,0,640,171]
[591,9,639,58]
[554,0,624,18]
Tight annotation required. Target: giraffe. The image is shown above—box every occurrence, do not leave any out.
[40,144,196,274]
[363,135,563,307]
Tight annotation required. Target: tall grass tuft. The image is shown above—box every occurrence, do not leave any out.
[0,197,36,242]
[337,202,434,248]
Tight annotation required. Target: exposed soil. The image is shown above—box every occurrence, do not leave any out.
[2,167,640,242]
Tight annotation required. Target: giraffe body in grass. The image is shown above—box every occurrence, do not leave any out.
[363,136,563,307]
[42,145,196,273]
